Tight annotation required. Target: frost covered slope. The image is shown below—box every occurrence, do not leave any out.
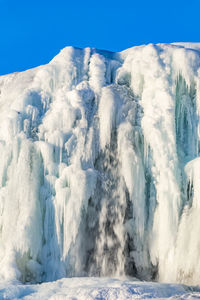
[1,43,200,285]
[1,277,199,300]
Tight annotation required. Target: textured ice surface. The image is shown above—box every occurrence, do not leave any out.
[0,277,200,300]
[1,43,200,285]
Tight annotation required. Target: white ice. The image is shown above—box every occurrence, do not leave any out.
[1,43,200,287]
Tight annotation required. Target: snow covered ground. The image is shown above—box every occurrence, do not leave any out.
[1,277,200,300]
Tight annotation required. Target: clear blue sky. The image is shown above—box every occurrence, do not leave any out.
[0,0,200,75]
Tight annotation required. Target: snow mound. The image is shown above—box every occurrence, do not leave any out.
[0,277,199,300]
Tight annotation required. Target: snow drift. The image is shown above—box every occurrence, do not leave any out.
[1,43,200,285]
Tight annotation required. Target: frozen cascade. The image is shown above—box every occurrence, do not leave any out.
[1,43,200,284]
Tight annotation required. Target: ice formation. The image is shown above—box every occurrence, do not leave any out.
[1,43,200,285]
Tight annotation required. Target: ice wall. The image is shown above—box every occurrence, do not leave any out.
[1,43,200,284]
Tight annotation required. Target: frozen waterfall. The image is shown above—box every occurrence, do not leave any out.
[1,43,200,285]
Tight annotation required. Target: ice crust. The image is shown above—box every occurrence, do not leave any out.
[1,43,200,284]
[1,277,199,300]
